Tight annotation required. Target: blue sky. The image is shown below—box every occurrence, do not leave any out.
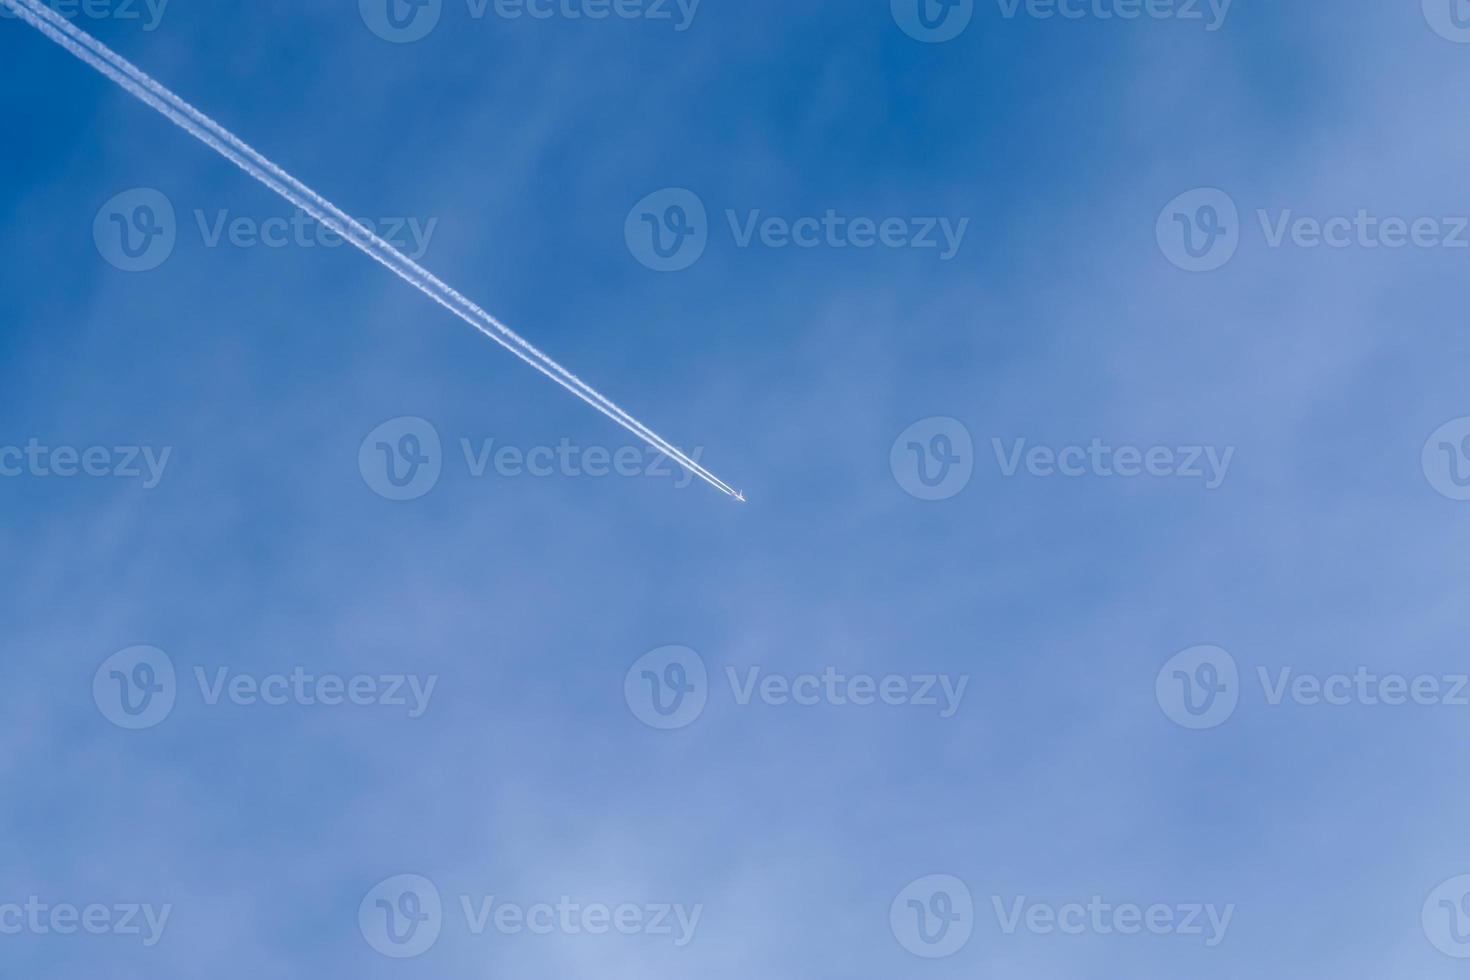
[6,0,1470,975]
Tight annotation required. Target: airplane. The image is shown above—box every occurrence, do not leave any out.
[734,490,747,503]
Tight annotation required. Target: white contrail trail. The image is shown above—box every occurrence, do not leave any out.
[2,0,745,502]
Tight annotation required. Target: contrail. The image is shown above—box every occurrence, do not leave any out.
[1,0,746,502]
